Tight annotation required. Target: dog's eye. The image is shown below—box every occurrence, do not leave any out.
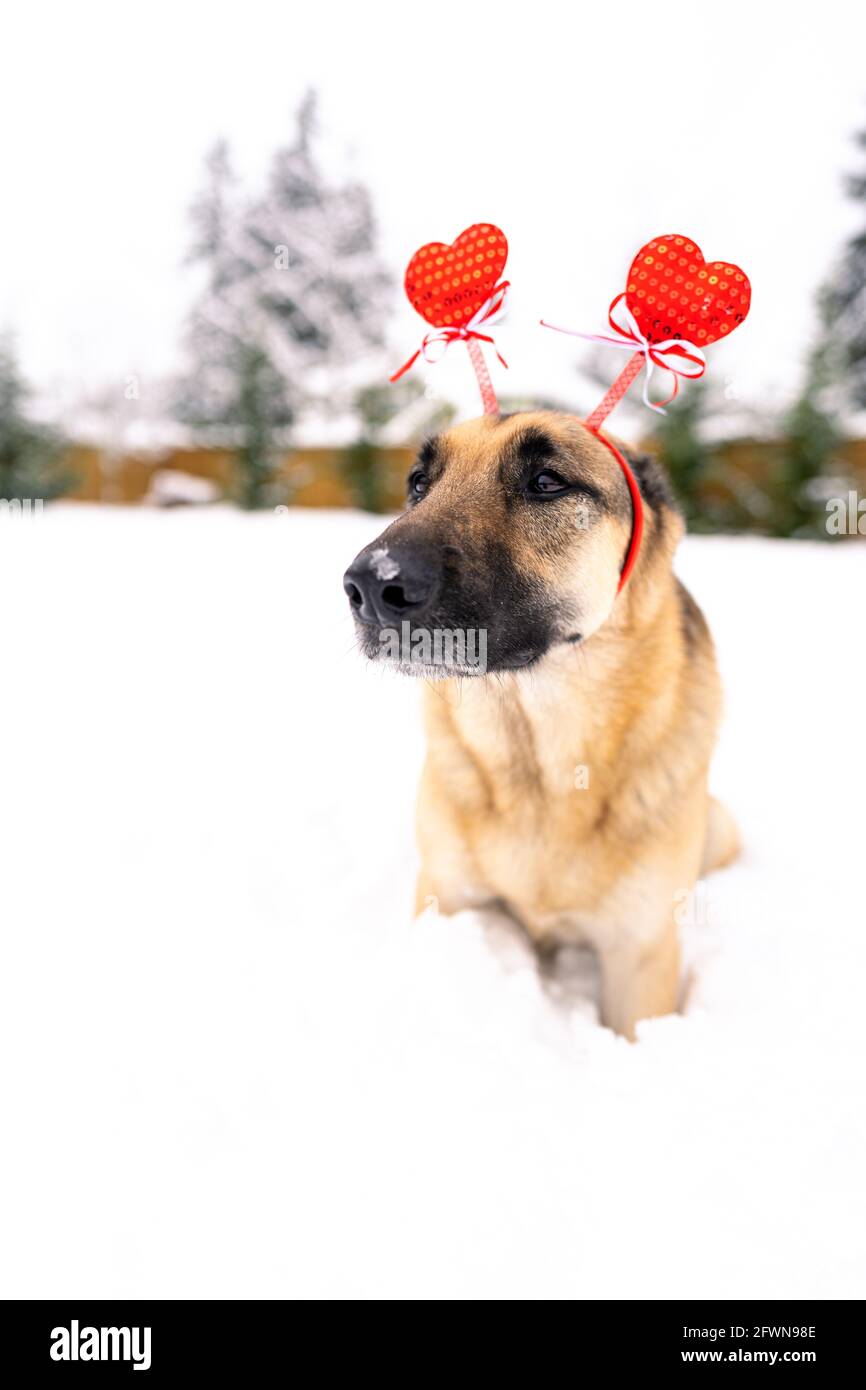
[527,470,569,497]
[409,472,429,499]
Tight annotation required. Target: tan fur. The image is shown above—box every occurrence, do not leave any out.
[411,412,736,1040]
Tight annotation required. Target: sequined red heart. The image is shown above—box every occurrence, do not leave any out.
[403,223,508,329]
[626,234,751,347]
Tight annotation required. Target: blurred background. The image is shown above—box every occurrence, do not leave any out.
[2,0,866,537]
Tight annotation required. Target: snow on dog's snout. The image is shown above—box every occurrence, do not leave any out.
[369,547,400,582]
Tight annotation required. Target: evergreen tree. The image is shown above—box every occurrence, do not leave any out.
[773,119,866,536]
[773,349,841,538]
[186,139,236,278]
[244,91,392,372]
[647,380,775,534]
[176,92,392,507]
[0,338,72,503]
[648,380,713,528]
[177,319,294,509]
[820,122,866,408]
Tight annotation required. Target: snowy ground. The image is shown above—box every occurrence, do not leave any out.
[1,504,864,1301]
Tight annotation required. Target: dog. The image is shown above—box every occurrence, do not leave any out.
[343,410,738,1038]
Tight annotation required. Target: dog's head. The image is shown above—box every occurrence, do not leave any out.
[343,410,681,677]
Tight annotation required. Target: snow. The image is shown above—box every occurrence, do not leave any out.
[368,545,400,582]
[144,469,222,507]
[0,504,864,1300]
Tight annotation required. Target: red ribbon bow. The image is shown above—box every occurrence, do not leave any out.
[390,282,510,384]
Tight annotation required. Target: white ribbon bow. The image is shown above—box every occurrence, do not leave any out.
[541,293,706,413]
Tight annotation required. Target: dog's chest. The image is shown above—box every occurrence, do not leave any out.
[430,675,634,940]
[470,789,613,942]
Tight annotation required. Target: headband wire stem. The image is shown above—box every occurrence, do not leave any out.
[466,336,499,415]
[585,351,645,430]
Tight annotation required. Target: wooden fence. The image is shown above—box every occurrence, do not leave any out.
[61,438,866,512]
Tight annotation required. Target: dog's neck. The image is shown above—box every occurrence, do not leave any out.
[426,576,685,802]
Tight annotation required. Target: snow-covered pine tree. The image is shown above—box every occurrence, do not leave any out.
[0,337,72,503]
[186,139,237,281]
[243,91,392,376]
[820,122,866,409]
[774,346,842,539]
[176,93,392,508]
[769,122,866,536]
[176,141,294,508]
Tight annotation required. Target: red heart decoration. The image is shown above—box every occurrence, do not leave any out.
[626,234,751,347]
[404,223,508,329]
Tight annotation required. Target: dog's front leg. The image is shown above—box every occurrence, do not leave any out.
[595,922,681,1041]
[415,870,452,917]
[415,758,495,920]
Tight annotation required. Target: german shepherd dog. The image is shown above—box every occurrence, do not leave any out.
[343,410,738,1038]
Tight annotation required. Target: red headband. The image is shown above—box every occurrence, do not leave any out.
[581,422,644,592]
[389,227,752,595]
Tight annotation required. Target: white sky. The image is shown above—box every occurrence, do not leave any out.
[4,0,866,426]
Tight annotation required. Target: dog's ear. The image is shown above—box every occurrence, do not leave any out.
[619,447,681,519]
[617,445,686,574]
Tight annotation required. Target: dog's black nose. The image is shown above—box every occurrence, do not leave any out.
[343,544,437,626]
